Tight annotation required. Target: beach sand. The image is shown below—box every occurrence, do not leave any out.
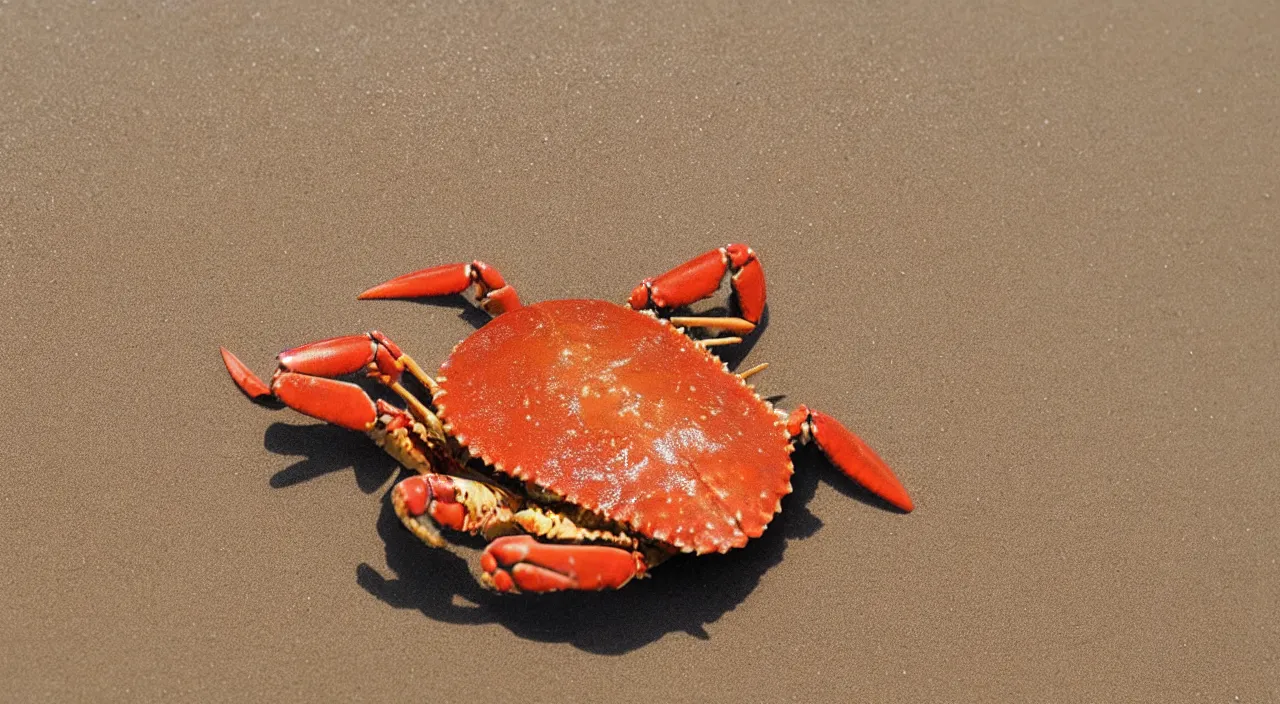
[1,1,1275,700]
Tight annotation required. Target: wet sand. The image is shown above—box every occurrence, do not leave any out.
[2,1,1276,700]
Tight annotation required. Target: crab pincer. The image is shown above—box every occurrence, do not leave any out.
[787,406,913,512]
[357,261,521,315]
[481,536,648,593]
[628,243,766,324]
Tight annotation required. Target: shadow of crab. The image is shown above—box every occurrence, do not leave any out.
[263,419,897,654]
[356,471,823,655]
[264,422,399,494]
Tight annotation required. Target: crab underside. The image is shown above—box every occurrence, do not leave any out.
[223,244,913,593]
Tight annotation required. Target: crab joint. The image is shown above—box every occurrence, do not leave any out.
[785,406,814,443]
[398,354,440,395]
[388,381,443,436]
[391,474,521,549]
[392,476,445,547]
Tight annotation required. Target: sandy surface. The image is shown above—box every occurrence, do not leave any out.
[2,1,1276,701]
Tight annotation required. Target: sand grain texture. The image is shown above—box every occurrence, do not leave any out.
[1,1,1276,701]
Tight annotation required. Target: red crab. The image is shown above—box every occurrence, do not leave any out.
[222,244,913,593]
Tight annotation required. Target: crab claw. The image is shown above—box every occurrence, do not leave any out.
[220,347,272,399]
[391,475,447,548]
[219,344,380,432]
[271,374,378,431]
[357,263,474,301]
[391,473,523,550]
[358,261,522,315]
[789,406,914,512]
[276,332,405,384]
[392,474,470,528]
[628,243,767,324]
[480,536,647,593]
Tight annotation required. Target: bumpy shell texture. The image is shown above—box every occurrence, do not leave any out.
[434,299,793,554]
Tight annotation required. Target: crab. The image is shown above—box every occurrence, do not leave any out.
[221,244,913,593]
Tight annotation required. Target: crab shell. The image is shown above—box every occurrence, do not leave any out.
[432,299,793,554]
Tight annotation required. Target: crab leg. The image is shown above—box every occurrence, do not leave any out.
[787,405,914,512]
[668,316,757,335]
[393,473,640,546]
[221,332,441,432]
[226,342,453,465]
[393,471,655,593]
[481,536,649,593]
[697,336,743,348]
[369,400,463,473]
[507,506,640,548]
[226,342,461,477]
[737,362,769,380]
[392,473,523,547]
[628,243,767,324]
[358,260,521,316]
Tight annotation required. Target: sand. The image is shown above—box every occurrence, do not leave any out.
[1,1,1276,701]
